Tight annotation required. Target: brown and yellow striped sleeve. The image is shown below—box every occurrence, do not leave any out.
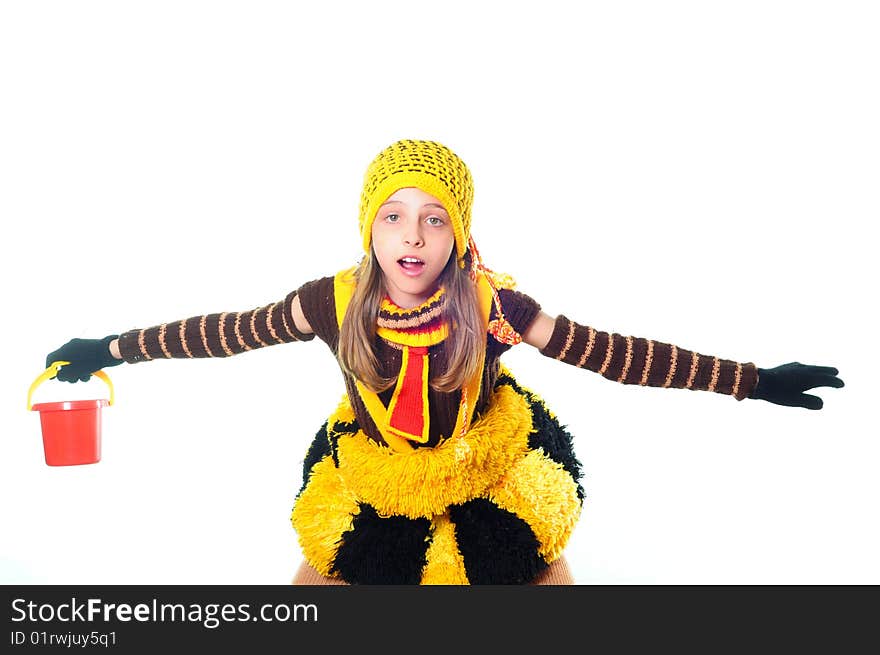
[117,289,315,364]
[539,314,758,401]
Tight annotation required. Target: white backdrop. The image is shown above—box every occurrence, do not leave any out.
[1,1,876,585]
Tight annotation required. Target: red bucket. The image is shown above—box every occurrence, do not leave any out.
[32,399,108,466]
[28,362,115,467]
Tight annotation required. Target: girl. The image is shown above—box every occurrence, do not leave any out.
[45,139,844,585]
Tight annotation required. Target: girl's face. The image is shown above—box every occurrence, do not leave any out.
[371,186,455,309]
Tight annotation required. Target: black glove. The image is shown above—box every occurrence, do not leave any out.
[45,335,124,383]
[749,362,844,410]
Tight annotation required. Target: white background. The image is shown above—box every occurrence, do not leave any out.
[1,1,876,585]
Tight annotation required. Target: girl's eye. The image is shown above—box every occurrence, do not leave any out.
[426,216,443,226]
[385,213,399,223]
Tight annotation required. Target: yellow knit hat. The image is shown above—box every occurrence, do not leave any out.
[359,139,474,264]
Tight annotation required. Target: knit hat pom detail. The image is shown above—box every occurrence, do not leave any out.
[467,236,522,346]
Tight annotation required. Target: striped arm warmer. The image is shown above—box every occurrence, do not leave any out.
[117,290,314,364]
[539,315,758,401]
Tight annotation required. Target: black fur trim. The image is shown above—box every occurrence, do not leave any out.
[496,372,585,501]
[450,498,548,584]
[327,419,358,467]
[296,418,361,500]
[297,421,332,498]
[332,504,431,585]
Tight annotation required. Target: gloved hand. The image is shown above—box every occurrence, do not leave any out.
[749,362,844,410]
[45,335,123,383]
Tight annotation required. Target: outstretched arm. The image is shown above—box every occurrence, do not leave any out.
[107,294,314,361]
[521,312,843,408]
[114,290,315,364]
[47,287,321,383]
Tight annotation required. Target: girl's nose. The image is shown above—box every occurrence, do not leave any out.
[403,226,424,247]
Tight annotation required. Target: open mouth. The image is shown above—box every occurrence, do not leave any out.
[398,256,426,274]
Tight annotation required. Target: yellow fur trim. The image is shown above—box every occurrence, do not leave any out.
[327,393,356,425]
[289,455,361,578]
[420,512,470,585]
[335,384,533,519]
[488,448,582,562]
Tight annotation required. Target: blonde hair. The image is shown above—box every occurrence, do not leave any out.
[337,251,484,393]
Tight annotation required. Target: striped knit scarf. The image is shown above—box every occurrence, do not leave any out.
[376,287,448,444]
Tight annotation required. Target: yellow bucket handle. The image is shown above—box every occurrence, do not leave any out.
[27,361,115,411]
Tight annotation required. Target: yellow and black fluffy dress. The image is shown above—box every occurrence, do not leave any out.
[291,368,584,584]
[289,269,584,584]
